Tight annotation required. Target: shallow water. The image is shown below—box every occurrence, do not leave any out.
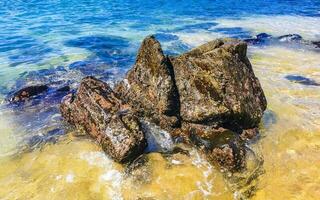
[0,0,320,199]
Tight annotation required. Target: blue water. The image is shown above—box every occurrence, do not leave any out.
[0,0,319,154]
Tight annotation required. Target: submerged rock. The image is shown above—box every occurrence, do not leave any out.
[285,75,320,86]
[210,139,246,171]
[312,41,320,48]
[244,33,272,45]
[115,36,180,130]
[9,85,48,103]
[278,34,302,42]
[60,76,147,163]
[170,38,267,129]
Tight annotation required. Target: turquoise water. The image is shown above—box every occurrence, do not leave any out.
[0,1,320,199]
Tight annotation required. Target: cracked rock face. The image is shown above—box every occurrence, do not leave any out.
[60,76,147,163]
[170,38,267,129]
[115,36,180,130]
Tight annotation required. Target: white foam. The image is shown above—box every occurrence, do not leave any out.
[176,31,226,47]
[216,15,320,40]
[65,173,75,183]
[100,170,123,200]
[190,149,214,197]
[79,151,113,167]
[79,151,123,200]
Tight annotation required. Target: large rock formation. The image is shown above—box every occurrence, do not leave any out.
[115,36,180,130]
[170,38,267,129]
[60,36,267,170]
[60,76,147,163]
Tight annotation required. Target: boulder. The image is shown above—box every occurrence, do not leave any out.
[9,85,48,103]
[60,36,267,170]
[115,36,180,130]
[60,76,147,163]
[170,38,267,129]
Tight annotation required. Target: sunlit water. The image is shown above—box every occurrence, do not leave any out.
[0,1,319,199]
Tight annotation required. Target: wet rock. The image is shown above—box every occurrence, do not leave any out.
[170,38,267,129]
[210,141,246,171]
[240,128,259,141]
[256,33,272,39]
[60,76,147,163]
[60,36,267,171]
[278,34,302,42]
[115,36,180,130]
[312,41,320,48]
[244,33,272,45]
[9,85,49,103]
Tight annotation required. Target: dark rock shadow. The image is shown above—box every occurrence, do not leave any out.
[285,75,320,86]
[64,35,135,65]
[0,35,53,67]
[64,35,136,77]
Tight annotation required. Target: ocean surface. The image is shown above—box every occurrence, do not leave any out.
[0,0,320,199]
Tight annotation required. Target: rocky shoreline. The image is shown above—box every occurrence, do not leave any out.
[59,36,267,171]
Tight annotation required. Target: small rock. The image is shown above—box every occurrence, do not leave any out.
[312,41,320,48]
[278,34,302,42]
[210,140,246,171]
[9,85,49,103]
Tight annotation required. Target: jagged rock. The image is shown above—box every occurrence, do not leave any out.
[9,85,49,103]
[170,38,267,129]
[60,76,147,163]
[115,36,180,130]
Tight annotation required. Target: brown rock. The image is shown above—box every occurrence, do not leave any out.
[115,36,180,130]
[60,76,147,163]
[170,38,267,129]
[211,141,246,171]
[9,85,48,103]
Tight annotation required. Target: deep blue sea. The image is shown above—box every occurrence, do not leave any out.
[0,1,320,199]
